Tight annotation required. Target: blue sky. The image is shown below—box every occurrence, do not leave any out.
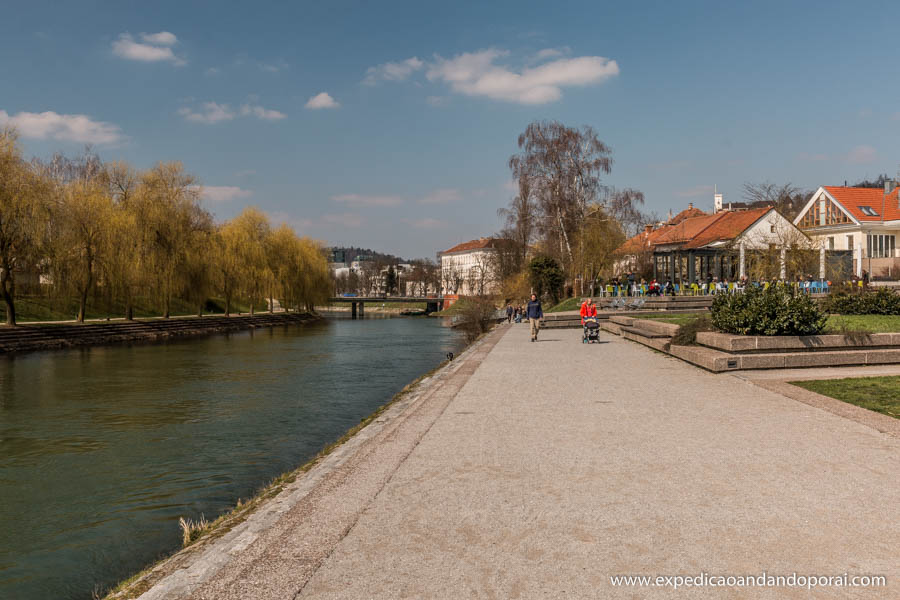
[2,0,899,259]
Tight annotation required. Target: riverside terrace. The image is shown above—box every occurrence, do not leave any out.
[113,322,899,599]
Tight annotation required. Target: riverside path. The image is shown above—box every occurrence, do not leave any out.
[133,324,899,600]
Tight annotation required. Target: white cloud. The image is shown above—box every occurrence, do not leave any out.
[322,213,364,228]
[179,101,285,123]
[240,104,286,120]
[363,57,424,85]
[0,109,124,145]
[305,92,340,109]
[332,193,403,207]
[140,31,177,46]
[259,60,289,73]
[426,48,619,104]
[178,102,235,124]
[112,32,185,65]
[419,188,461,205]
[533,47,570,61]
[193,185,253,203]
[846,145,877,164]
[677,185,714,198]
[426,95,448,107]
[205,67,221,76]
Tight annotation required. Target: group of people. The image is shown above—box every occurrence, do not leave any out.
[505,294,545,342]
[601,272,856,297]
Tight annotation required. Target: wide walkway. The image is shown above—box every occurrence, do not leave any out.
[140,324,899,599]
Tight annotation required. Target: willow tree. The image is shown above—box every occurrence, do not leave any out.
[0,129,47,325]
[102,162,143,319]
[54,178,115,322]
[137,162,207,318]
[267,224,298,311]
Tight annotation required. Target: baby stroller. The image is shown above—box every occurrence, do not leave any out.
[582,317,601,343]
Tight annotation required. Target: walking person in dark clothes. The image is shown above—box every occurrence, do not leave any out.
[526,293,543,342]
[506,303,513,323]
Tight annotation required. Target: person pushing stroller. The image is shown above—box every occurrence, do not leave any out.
[580,298,600,343]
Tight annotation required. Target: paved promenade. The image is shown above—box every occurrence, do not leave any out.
[137,323,899,599]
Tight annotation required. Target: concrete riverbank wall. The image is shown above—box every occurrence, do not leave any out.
[0,312,321,354]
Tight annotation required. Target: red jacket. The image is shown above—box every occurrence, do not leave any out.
[580,302,597,323]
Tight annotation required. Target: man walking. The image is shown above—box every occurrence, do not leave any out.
[506,303,513,323]
[526,293,543,342]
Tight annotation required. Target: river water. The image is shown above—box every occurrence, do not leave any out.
[0,315,465,600]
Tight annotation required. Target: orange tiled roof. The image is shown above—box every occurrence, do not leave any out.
[823,186,900,221]
[684,207,772,249]
[653,212,725,245]
[668,206,707,225]
[615,207,774,254]
[616,225,671,255]
[442,237,497,254]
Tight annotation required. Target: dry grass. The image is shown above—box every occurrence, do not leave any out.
[178,515,210,546]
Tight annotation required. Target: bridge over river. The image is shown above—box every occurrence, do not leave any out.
[328,296,445,318]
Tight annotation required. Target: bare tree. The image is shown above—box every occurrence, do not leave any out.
[741,182,810,220]
[498,172,537,266]
[508,121,642,291]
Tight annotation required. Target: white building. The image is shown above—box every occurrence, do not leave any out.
[439,237,501,296]
[794,182,900,279]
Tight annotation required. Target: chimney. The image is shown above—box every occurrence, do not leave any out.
[885,180,896,195]
[688,202,693,209]
[644,224,653,235]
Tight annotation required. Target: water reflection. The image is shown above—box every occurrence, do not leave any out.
[0,316,463,600]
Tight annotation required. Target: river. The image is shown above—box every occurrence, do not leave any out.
[0,315,465,600]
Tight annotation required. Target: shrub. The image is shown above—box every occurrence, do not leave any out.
[528,256,564,305]
[455,296,498,342]
[823,288,900,315]
[671,314,713,345]
[710,285,826,336]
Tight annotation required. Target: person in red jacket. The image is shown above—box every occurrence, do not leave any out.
[580,297,597,324]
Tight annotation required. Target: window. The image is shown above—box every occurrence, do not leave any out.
[846,234,854,250]
[867,234,896,258]
[798,196,852,228]
[827,237,835,250]
[860,206,880,217]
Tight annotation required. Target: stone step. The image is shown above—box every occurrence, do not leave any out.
[668,344,900,372]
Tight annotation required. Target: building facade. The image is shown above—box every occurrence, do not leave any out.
[616,203,809,283]
[439,238,501,296]
[793,183,900,279]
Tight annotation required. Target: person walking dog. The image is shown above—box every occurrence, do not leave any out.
[526,293,543,342]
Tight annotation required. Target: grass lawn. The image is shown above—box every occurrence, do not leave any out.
[790,377,900,419]
[824,314,900,333]
[11,295,257,323]
[546,297,582,313]
[640,313,705,325]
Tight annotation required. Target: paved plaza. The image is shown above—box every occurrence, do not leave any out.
[139,323,899,599]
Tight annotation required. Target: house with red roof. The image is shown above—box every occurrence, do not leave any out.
[793,182,900,278]
[616,202,806,283]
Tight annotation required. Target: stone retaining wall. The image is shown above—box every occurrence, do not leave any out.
[0,312,320,355]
